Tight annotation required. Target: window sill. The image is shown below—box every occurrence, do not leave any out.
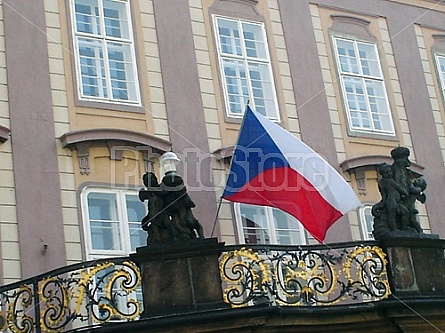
[75,98,145,114]
[347,128,398,141]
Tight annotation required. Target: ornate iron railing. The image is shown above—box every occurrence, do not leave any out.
[220,242,391,307]
[0,258,141,333]
[0,242,391,332]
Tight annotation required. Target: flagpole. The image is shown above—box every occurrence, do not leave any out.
[210,197,223,237]
[213,103,250,238]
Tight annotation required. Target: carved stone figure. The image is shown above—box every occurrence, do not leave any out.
[372,147,432,240]
[139,171,204,245]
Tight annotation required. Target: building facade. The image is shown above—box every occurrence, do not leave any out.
[1,0,445,285]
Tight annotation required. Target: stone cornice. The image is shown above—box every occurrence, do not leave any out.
[60,128,171,175]
[59,128,171,153]
[340,155,424,176]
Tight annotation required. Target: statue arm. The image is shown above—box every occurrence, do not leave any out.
[388,179,409,197]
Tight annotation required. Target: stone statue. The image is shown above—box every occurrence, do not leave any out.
[372,147,432,240]
[139,171,204,245]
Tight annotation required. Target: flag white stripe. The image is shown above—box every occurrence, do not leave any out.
[253,111,361,214]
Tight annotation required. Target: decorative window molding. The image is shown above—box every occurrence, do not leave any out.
[340,155,424,176]
[60,128,171,175]
[213,144,235,166]
[234,203,306,245]
[210,0,261,21]
[340,155,424,197]
[69,0,142,108]
[0,124,10,143]
[432,34,445,53]
[330,15,376,42]
[212,13,279,120]
[80,186,146,258]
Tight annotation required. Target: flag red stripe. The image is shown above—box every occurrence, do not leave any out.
[224,167,343,242]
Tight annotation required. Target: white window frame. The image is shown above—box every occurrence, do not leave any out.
[333,36,395,135]
[359,205,374,240]
[435,54,445,102]
[213,15,280,121]
[81,187,147,259]
[70,0,141,105]
[234,203,306,245]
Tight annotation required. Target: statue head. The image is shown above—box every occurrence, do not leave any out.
[390,147,411,167]
[143,172,159,188]
[378,163,392,178]
[413,177,427,191]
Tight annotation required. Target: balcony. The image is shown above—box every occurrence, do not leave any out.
[1,238,445,332]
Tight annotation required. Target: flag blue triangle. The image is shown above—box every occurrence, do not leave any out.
[222,107,289,199]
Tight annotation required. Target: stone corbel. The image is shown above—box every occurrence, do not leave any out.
[213,145,235,167]
[354,167,367,195]
[0,124,10,143]
[76,142,91,175]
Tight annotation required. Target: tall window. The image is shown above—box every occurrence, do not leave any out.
[435,54,445,101]
[359,205,374,240]
[235,203,306,245]
[81,188,146,259]
[214,16,279,120]
[71,0,140,104]
[333,37,394,135]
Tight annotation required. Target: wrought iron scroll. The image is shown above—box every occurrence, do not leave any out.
[0,259,141,333]
[220,245,391,307]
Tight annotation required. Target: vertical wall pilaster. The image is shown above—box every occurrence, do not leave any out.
[152,0,219,237]
[4,0,67,277]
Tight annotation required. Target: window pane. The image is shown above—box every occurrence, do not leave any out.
[272,209,304,245]
[125,195,146,251]
[242,23,266,59]
[336,39,359,74]
[107,42,137,101]
[217,18,242,56]
[222,58,249,115]
[248,62,275,117]
[103,0,130,39]
[78,38,107,98]
[125,195,145,222]
[361,206,374,240]
[87,192,121,250]
[90,221,121,250]
[358,42,381,77]
[128,222,146,251]
[240,204,269,244]
[75,0,100,35]
[343,76,371,129]
[365,80,392,131]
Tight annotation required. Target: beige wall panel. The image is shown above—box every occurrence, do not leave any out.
[74,147,146,188]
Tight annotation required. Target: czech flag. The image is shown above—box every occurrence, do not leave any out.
[222,107,361,243]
